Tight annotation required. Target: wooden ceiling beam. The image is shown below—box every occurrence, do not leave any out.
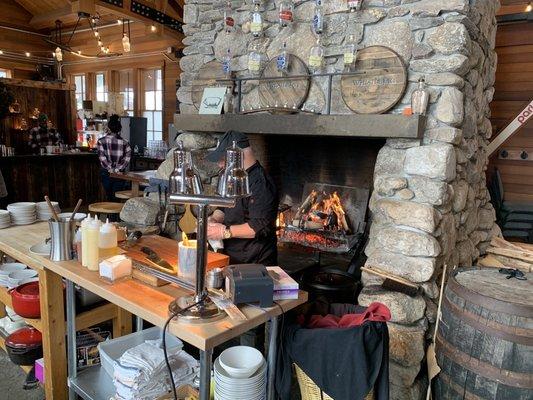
[497,4,532,16]
[29,4,80,30]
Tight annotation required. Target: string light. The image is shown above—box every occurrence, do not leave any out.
[55,46,63,62]
[527,2,532,12]
[0,50,3,55]
[25,52,31,57]
[117,19,123,24]
[94,29,99,37]
[151,24,157,32]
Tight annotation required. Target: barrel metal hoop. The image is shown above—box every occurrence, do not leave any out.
[438,371,485,400]
[436,335,533,389]
[443,295,533,346]
[448,271,533,317]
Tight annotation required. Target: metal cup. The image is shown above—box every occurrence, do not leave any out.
[49,218,76,261]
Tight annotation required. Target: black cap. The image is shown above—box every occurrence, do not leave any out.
[206,130,250,162]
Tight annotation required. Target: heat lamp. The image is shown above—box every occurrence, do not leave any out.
[168,141,250,322]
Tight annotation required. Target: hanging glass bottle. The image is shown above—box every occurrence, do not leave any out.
[250,4,263,37]
[248,42,264,75]
[308,37,324,73]
[279,0,294,28]
[347,0,363,12]
[313,0,324,35]
[343,34,357,71]
[224,0,235,33]
[411,77,430,115]
[277,42,290,72]
[222,48,232,77]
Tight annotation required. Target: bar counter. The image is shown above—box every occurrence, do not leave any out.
[0,152,105,208]
[0,222,308,400]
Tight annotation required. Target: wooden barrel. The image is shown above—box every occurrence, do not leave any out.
[435,268,532,399]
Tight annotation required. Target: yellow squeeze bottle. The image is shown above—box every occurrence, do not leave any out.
[99,219,118,259]
[86,216,101,271]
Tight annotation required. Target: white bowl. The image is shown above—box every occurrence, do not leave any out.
[9,270,38,280]
[0,263,27,275]
[57,212,86,221]
[8,202,36,209]
[218,346,264,379]
[29,242,51,256]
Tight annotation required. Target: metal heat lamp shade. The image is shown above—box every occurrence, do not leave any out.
[217,141,251,198]
[169,142,203,195]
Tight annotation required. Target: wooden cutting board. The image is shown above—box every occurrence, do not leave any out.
[124,235,229,287]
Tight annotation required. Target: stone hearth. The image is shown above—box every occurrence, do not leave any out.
[132,0,501,398]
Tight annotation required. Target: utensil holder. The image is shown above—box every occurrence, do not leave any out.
[49,218,75,261]
[178,240,197,285]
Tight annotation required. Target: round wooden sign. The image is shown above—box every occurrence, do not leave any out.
[340,46,407,114]
[191,60,232,111]
[258,54,310,112]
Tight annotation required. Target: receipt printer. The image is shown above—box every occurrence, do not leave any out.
[224,264,274,307]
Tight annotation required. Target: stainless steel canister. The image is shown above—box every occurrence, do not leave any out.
[49,218,76,261]
[206,267,224,289]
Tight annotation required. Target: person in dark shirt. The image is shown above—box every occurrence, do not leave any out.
[28,113,62,154]
[206,131,278,266]
[206,131,279,353]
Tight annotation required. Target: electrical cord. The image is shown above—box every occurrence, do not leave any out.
[163,294,207,400]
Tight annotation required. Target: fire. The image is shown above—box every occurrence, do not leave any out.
[182,231,190,246]
[290,190,350,233]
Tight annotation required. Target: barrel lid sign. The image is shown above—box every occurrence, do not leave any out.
[341,46,407,114]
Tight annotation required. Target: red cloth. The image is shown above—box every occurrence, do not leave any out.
[306,302,391,329]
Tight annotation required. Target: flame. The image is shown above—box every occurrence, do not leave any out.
[182,231,190,246]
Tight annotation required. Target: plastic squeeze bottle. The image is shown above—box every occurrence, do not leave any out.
[99,219,118,259]
[81,214,92,267]
[86,216,101,271]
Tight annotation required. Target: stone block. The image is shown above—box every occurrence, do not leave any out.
[176,132,218,150]
[405,143,457,182]
[409,16,444,30]
[358,286,426,324]
[434,87,464,126]
[478,206,495,230]
[183,4,199,24]
[452,180,469,212]
[427,22,471,55]
[390,378,425,400]
[410,55,469,75]
[374,146,406,176]
[388,321,426,366]
[424,72,464,88]
[425,127,462,145]
[372,198,441,233]
[390,361,421,388]
[367,20,413,62]
[120,198,160,226]
[375,176,408,197]
[365,250,436,282]
[373,225,441,257]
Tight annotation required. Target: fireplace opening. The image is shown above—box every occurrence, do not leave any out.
[247,134,384,276]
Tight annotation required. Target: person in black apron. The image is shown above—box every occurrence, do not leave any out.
[206,131,279,352]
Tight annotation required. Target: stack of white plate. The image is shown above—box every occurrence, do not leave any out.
[7,202,37,225]
[0,263,28,288]
[214,346,267,400]
[36,201,60,221]
[0,210,10,229]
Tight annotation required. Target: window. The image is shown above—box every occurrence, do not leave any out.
[119,70,134,116]
[74,74,86,110]
[0,68,11,78]
[96,73,108,102]
[142,68,163,141]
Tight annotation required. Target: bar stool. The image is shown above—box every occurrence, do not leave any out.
[88,202,124,222]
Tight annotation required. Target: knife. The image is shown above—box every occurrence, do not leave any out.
[140,246,174,271]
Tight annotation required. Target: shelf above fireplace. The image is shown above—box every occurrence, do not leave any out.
[173,113,425,139]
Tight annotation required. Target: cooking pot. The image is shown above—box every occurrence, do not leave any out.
[301,267,360,304]
[10,281,40,318]
[5,327,43,365]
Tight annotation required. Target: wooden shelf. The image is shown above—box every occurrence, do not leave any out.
[173,113,425,139]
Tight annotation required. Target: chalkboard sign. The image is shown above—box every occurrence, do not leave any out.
[191,60,232,111]
[340,46,407,114]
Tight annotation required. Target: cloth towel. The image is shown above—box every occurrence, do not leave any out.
[112,338,199,400]
[306,302,391,329]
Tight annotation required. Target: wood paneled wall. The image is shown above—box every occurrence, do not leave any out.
[489,21,533,203]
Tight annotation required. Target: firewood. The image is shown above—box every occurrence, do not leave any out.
[486,246,533,264]
[484,252,533,272]
[294,190,317,221]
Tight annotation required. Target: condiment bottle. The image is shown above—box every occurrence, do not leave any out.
[86,216,101,271]
[411,77,429,115]
[81,214,92,267]
[99,219,118,259]
[75,229,82,262]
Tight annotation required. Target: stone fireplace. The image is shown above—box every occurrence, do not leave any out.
[157,0,501,398]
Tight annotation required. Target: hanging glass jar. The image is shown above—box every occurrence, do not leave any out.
[308,38,324,73]
[9,99,21,114]
[224,0,235,33]
[347,0,363,12]
[313,0,324,35]
[343,34,357,71]
[279,0,294,27]
[250,4,263,37]
[222,48,232,77]
[277,42,290,72]
[248,42,265,75]
[411,77,430,115]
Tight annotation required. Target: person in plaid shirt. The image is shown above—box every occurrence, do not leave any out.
[28,113,63,154]
[97,114,132,201]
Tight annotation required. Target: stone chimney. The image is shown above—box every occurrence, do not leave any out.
[176,0,500,398]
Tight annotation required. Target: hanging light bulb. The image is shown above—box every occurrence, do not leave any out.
[117,19,123,24]
[101,46,106,52]
[527,2,532,12]
[94,29,99,37]
[98,39,103,46]
[0,50,4,55]
[151,24,157,32]
[55,46,63,62]
[25,52,31,57]
[122,34,131,52]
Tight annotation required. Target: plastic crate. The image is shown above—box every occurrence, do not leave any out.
[98,326,183,377]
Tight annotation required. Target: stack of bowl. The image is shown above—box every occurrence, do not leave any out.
[0,263,28,288]
[36,201,60,221]
[0,210,10,229]
[7,203,36,225]
[214,346,267,400]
